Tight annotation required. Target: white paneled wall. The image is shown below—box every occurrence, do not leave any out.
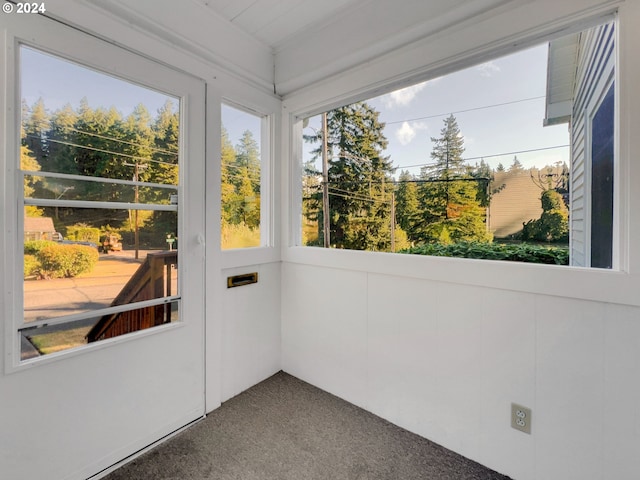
[281,262,640,480]
[282,264,368,408]
[220,262,282,402]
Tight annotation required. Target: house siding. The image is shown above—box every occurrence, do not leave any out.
[570,22,615,266]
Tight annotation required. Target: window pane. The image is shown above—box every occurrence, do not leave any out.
[301,20,615,268]
[221,104,262,249]
[23,207,178,323]
[20,301,179,359]
[590,84,615,268]
[23,174,177,204]
[20,45,182,358]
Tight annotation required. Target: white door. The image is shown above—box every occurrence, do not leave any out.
[0,13,206,480]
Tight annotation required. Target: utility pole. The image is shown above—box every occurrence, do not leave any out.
[134,161,140,259]
[390,191,396,253]
[445,138,450,219]
[125,161,147,259]
[322,112,330,248]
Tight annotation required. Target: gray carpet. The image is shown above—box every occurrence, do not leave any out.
[102,372,512,480]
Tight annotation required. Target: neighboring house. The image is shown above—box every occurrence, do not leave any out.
[488,166,567,238]
[545,21,615,267]
[23,216,56,241]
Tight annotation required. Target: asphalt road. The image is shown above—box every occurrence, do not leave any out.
[23,250,152,323]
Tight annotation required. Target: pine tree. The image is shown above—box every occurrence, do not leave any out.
[47,103,78,175]
[220,126,238,226]
[23,98,49,164]
[509,155,524,172]
[416,114,491,243]
[395,170,420,242]
[150,100,179,187]
[143,100,180,239]
[304,102,394,251]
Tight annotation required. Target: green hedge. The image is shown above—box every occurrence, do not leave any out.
[24,254,40,278]
[35,244,99,278]
[24,240,57,255]
[400,241,569,265]
[65,224,101,244]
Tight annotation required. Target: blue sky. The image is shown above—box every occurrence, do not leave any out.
[21,41,567,172]
[20,46,176,118]
[304,43,570,176]
[21,46,259,150]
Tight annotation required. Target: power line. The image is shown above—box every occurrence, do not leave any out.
[328,191,381,204]
[329,186,389,204]
[26,135,177,167]
[223,172,261,184]
[65,126,178,157]
[384,95,546,125]
[399,144,570,170]
[221,162,261,181]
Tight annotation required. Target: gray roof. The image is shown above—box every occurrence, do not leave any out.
[24,216,55,233]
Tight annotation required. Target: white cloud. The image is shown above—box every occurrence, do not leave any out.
[395,121,428,146]
[477,61,501,77]
[382,82,427,108]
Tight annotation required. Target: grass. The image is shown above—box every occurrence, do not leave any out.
[28,325,91,355]
[221,223,261,249]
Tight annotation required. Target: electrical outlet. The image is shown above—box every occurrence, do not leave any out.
[511,403,532,434]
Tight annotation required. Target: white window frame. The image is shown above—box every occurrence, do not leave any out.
[220,100,273,251]
[281,10,640,307]
[218,98,277,269]
[2,15,206,372]
[292,18,617,261]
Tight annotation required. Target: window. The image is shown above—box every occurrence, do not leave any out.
[18,46,183,359]
[590,84,615,268]
[300,20,615,268]
[221,104,268,249]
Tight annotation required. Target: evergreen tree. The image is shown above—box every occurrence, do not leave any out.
[509,155,524,172]
[234,130,261,228]
[220,126,237,225]
[470,159,493,207]
[47,103,78,175]
[23,98,49,164]
[144,99,180,236]
[416,114,491,243]
[301,158,322,245]
[304,102,394,251]
[150,100,179,187]
[395,170,420,242]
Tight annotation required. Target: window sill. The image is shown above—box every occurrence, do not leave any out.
[282,245,636,307]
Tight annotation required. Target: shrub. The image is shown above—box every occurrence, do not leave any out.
[24,240,56,255]
[65,224,101,244]
[401,241,569,265]
[36,243,99,278]
[24,254,40,278]
[521,190,569,243]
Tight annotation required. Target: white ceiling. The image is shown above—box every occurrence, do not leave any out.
[73,0,517,95]
[193,0,365,51]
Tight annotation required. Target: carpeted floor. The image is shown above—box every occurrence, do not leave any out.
[101,372,512,480]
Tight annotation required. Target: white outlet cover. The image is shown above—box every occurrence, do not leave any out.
[511,403,532,434]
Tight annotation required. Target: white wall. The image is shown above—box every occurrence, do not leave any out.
[280,1,640,479]
[282,261,640,479]
[220,262,282,402]
[0,5,282,479]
